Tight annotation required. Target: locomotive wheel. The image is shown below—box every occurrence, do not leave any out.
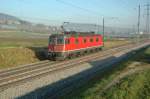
[98,47,102,51]
[94,48,97,52]
[68,54,73,59]
[70,53,76,59]
[90,49,94,53]
[84,50,88,54]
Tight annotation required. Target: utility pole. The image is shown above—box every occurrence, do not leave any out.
[137,5,140,36]
[145,2,150,39]
[137,4,140,42]
[102,17,105,46]
[101,17,118,46]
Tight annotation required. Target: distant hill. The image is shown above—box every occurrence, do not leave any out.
[0,13,136,37]
[0,13,30,25]
[0,13,59,33]
[0,13,18,20]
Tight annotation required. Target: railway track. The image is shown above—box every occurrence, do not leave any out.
[0,42,149,90]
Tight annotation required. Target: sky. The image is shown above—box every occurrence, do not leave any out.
[0,0,149,28]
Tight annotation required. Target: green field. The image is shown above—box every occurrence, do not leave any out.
[60,47,150,99]
[0,37,48,48]
[0,30,49,38]
[0,31,48,47]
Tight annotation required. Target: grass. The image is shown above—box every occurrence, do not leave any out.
[60,47,150,99]
[103,69,150,99]
[101,48,150,99]
[0,31,48,47]
[0,37,48,48]
[104,39,131,49]
[0,47,40,69]
[0,30,48,38]
[0,31,48,69]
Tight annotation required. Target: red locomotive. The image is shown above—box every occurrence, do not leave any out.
[48,31,104,60]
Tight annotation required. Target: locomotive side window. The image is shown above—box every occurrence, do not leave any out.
[75,39,79,44]
[83,38,87,43]
[65,39,70,44]
[90,38,93,42]
[96,38,99,42]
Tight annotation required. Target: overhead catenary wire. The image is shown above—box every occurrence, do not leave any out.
[16,0,120,27]
[55,0,120,32]
[55,0,100,15]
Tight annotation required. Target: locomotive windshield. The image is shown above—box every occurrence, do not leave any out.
[49,37,56,44]
[49,35,64,45]
[57,37,64,44]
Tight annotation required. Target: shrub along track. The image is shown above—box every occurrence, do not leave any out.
[101,65,150,93]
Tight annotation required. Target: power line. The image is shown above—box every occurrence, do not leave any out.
[19,0,105,25]
[55,0,100,15]
[55,0,119,18]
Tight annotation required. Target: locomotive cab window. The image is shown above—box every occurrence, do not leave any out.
[65,39,70,44]
[49,36,64,45]
[57,38,64,44]
[49,37,55,44]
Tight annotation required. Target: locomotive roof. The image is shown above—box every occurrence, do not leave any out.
[50,32,101,38]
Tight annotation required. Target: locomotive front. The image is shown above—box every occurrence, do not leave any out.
[48,34,66,60]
